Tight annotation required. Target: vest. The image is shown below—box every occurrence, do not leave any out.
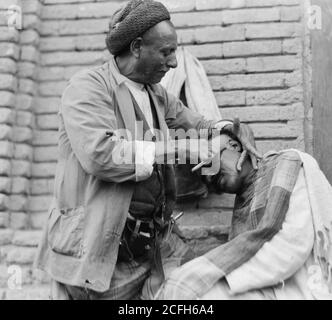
[128,88,176,225]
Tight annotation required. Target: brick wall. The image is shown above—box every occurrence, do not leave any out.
[0,0,310,299]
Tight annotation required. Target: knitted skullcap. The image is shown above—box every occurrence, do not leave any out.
[106,0,170,56]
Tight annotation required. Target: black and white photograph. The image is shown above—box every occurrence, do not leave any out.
[0,0,331,304]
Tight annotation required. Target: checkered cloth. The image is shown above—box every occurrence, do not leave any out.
[156,150,303,299]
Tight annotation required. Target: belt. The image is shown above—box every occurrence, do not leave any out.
[117,214,155,263]
[126,216,153,238]
[118,218,164,284]
[118,212,184,284]
[119,212,183,258]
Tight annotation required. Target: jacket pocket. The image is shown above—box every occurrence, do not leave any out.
[48,206,85,258]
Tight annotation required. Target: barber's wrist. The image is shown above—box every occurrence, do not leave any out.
[213,120,233,131]
[166,139,199,165]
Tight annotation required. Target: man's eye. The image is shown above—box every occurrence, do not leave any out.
[228,139,242,152]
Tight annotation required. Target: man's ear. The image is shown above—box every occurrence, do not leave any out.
[130,37,143,58]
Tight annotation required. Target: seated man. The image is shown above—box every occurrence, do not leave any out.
[156,135,332,300]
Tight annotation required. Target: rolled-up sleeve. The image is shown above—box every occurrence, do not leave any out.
[225,168,314,294]
[61,70,155,183]
[134,141,156,181]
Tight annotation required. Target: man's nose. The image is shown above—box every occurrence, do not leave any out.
[167,53,177,69]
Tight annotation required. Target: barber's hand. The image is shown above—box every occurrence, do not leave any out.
[224,117,262,171]
[200,134,229,162]
[155,139,222,166]
[191,134,236,172]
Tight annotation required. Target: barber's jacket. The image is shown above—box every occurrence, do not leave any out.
[34,57,215,292]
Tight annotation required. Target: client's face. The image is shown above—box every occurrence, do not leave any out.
[216,149,243,194]
[209,135,244,194]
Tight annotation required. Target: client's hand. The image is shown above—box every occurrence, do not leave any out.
[154,256,224,300]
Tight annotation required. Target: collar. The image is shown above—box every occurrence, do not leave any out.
[108,56,164,101]
[109,55,145,91]
[109,55,129,86]
[125,77,145,91]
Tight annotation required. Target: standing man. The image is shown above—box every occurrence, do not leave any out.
[34,0,260,300]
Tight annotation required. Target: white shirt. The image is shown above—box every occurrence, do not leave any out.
[124,78,154,133]
[110,58,156,181]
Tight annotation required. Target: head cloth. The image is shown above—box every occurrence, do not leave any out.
[106,0,170,56]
